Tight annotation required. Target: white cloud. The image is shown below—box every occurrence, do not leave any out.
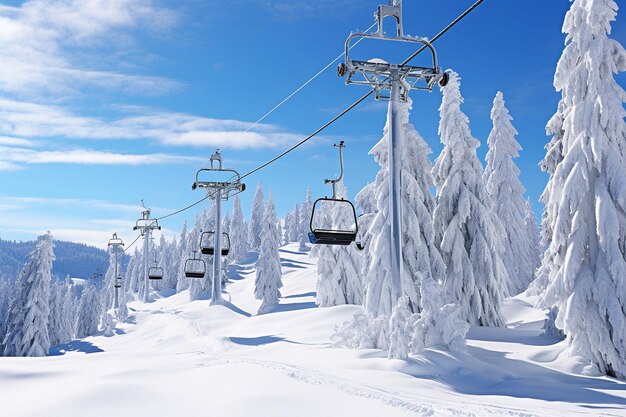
[0,146,202,166]
[0,0,180,97]
[0,98,306,150]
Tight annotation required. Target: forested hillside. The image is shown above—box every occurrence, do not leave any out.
[0,238,126,281]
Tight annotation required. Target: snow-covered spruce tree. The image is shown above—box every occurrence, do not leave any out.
[355,182,377,293]
[75,283,101,338]
[248,184,265,251]
[128,247,142,296]
[484,91,534,295]
[176,221,190,293]
[283,210,293,245]
[48,280,74,347]
[332,182,363,305]
[59,277,76,342]
[387,296,412,359]
[531,101,568,296]
[410,276,469,354]
[432,71,507,327]
[299,188,313,251]
[365,95,446,317]
[254,192,283,314]
[190,208,213,301]
[538,0,626,379]
[230,195,249,262]
[290,203,301,243]
[315,200,342,306]
[101,246,120,311]
[3,232,55,357]
[523,199,541,284]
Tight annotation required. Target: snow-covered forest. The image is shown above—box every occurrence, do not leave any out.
[0,0,624,416]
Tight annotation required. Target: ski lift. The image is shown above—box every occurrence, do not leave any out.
[148,249,163,280]
[184,251,206,279]
[337,0,447,100]
[114,275,122,289]
[200,231,231,256]
[308,141,364,250]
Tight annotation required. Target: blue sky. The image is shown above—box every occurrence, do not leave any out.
[0,0,624,249]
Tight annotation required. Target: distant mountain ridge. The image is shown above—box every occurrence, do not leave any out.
[0,237,128,281]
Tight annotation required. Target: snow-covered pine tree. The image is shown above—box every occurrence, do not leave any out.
[332,182,363,305]
[537,0,626,379]
[283,210,293,245]
[315,201,341,306]
[101,246,119,311]
[176,221,190,293]
[230,195,249,263]
[190,208,212,301]
[523,198,541,285]
[254,191,283,314]
[484,91,534,295]
[365,96,445,317]
[432,71,507,327]
[3,232,55,357]
[290,203,301,243]
[248,184,265,251]
[75,283,101,338]
[299,188,313,251]
[59,277,76,342]
[387,296,412,359]
[355,182,377,294]
[47,281,64,347]
[128,247,142,296]
[410,276,469,354]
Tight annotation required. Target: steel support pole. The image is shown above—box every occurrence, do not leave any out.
[211,189,223,304]
[114,247,119,309]
[387,71,404,304]
[143,229,150,303]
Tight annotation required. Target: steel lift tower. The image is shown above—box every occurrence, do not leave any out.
[107,233,124,309]
[133,201,161,303]
[192,150,245,304]
[338,0,447,306]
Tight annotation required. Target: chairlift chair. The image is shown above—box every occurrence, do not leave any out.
[184,251,206,279]
[308,141,364,250]
[148,265,163,280]
[308,197,361,247]
[200,231,231,256]
[114,276,122,289]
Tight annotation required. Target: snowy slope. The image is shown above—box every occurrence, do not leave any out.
[1,243,625,417]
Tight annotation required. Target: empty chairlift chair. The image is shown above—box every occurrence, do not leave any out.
[309,197,360,246]
[148,263,163,280]
[200,231,231,256]
[184,251,206,279]
[307,141,364,250]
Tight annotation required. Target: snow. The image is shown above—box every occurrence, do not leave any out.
[1,243,625,417]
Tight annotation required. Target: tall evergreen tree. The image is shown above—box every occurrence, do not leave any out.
[254,192,283,314]
[484,91,533,295]
[230,194,249,262]
[432,71,507,327]
[248,184,265,251]
[363,96,445,317]
[299,188,313,251]
[3,232,55,357]
[538,0,626,378]
[75,283,101,338]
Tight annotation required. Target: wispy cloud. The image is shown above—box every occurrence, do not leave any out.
[0,146,202,168]
[0,0,180,98]
[0,98,307,151]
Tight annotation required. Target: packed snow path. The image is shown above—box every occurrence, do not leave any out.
[1,243,624,417]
